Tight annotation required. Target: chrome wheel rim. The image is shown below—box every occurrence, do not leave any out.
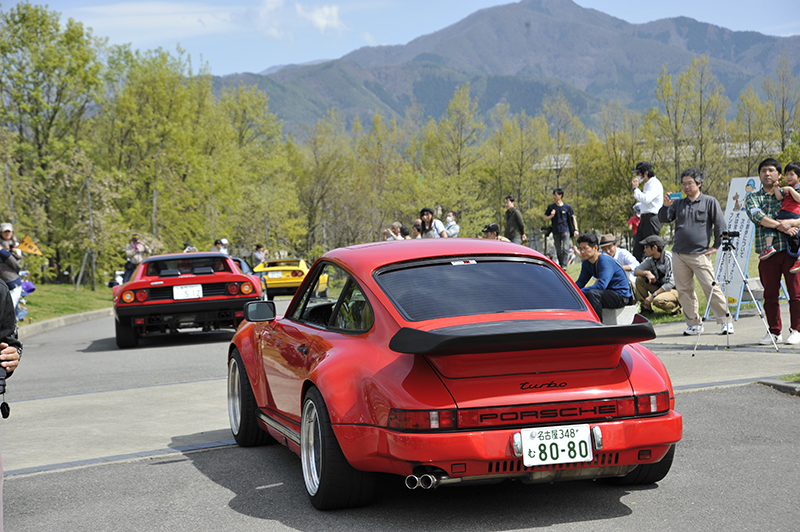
[227,358,242,435]
[301,399,322,495]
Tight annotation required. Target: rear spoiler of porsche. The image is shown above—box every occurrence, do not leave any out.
[388,316,655,356]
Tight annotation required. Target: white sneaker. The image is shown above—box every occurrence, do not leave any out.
[786,329,800,345]
[759,332,783,345]
[718,322,734,335]
[683,325,704,336]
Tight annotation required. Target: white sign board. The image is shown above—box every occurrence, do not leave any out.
[713,177,758,306]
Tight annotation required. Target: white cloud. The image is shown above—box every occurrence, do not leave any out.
[360,31,376,44]
[295,3,347,33]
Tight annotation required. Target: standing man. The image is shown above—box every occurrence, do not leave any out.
[599,234,639,285]
[543,188,578,267]
[745,158,800,345]
[123,234,151,283]
[0,280,22,531]
[633,235,681,316]
[659,168,731,336]
[575,233,635,322]
[631,162,664,261]
[503,196,526,244]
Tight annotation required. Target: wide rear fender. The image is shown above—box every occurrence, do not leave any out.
[230,321,268,406]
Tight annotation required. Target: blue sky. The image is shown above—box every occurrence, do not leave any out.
[11,1,800,76]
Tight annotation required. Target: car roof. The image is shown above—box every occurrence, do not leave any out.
[322,239,547,273]
[143,252,229,262]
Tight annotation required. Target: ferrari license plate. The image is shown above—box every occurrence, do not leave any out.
[521,424,593,467]
[267,271,282,279]
[173,284,203,300]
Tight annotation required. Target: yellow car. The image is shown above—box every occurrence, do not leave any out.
[254,258,328,300]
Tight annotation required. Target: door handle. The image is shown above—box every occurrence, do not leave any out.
[297,345,309,355]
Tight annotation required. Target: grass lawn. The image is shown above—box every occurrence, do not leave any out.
[21,283,113,324]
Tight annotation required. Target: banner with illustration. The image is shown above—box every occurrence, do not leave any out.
[713,177,757,310]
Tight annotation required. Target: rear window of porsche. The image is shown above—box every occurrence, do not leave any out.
[375,259,584,321]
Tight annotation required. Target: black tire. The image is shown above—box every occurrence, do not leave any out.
[266,289,274,301]
[227,349,274,447]
[605,445,676,485]
[300,387,376,510]
[115,319,139,349]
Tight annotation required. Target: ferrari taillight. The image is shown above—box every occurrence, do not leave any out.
[635,392,670,415]
[388,409,456,431]
[121,291,135,303]
[135,289,148,302]
[240,282,253,295]
[291,271,304,277]
[227,283,240,295]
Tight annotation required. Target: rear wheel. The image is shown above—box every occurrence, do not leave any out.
[115,319,138,349]
[228,349,274,446]
[605,445,676,485]
[300,387,376,510]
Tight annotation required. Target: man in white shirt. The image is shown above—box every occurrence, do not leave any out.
[599,233,639,285]
[631,161,664,261]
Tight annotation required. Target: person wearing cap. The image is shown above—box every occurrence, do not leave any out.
[543,188,578,267]
[123,233,151,283]
[659,167,731,336]
[599,233,639,285]
[631,161,664,262]
[745,158,800,345]
[0,224,20,260]
[482,223,511,242]
[575,232,635,323]
[633,235,681,316]
[420,208,448,238]
[503,197,526,244]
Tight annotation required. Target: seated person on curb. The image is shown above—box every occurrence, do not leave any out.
[599,233,639,285]
[634,235,682,316]
[575,233,635,323]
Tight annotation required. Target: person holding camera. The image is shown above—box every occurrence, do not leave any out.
[659,168,731,336]
[122,233,151,283]
[0,280,22,530]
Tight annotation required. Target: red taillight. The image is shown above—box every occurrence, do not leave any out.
[135,289,148,302]
[240,282,253,295]
[388,409,457,431]
[227,283,240,295]
[134,318,145,326]
[635,392,670,415]
[616,398,636,417]
[122,291,135,303]
[291,270,304,277]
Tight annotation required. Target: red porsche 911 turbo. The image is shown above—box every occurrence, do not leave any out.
[226,239,682,510]
[113,252,262,348]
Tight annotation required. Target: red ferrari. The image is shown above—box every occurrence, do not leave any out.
[227,239,682,510]
[113,252,262,348]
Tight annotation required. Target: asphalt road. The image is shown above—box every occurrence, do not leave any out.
[3,306,800,531]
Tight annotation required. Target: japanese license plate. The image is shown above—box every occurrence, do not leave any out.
[521,424,593,467]
[268,271,282,279]
[173,284,203,300]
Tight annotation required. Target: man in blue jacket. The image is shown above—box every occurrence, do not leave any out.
[575,232,635,322]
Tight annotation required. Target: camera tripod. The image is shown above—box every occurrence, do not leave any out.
[692,231,778,356]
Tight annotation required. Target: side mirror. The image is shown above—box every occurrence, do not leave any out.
[244,300,276,322]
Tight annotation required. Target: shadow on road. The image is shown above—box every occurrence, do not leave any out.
[176,433,636,529]
[80,330,234,352]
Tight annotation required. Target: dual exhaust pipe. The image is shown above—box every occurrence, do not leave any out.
[404,473,440,490]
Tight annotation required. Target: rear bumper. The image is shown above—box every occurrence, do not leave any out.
[115,297,260,330]
[332,410,682,478]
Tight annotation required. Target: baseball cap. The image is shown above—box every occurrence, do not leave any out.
[641,235,664,248]
[599,233,616,247]
[0,223,12,233]
[633,161,653,176]
[131,233,140,240]
[482,223,500,233]
[220,238,229,245]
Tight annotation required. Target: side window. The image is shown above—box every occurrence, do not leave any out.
[290,263,347,326]
[289,262,373,332]
[331,282,374,332]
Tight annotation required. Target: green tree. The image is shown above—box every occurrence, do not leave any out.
[732,86,771,177]
[763,53,800,153]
